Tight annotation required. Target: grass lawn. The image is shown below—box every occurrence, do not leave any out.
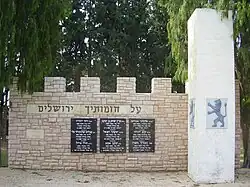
[0,149,8,167]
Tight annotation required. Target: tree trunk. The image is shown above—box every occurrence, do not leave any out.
[0,92,3,166]
[242,124,250,168]
[242,124,249,167]
[74,67,81,92]
[246,126,250,168]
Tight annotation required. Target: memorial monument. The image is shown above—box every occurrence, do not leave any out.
[187,8,235,183]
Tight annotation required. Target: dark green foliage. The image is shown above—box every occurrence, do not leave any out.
[0,0,70,93]
[159,0,250,167]
[53,0,173,93]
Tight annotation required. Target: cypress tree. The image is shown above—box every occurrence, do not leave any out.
[0,0,70,93]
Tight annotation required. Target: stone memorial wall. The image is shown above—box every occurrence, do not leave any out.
[8,77,241,171]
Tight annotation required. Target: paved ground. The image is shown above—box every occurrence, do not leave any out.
[0,168,250,187]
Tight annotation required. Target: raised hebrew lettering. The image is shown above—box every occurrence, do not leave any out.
[114,106,119,113]
[130,104,135,113]
[85,105,120,114]
[104,106,109,113]
[90,106,94,112]
[38,106,43,112]
[47,104,52,112]
[85,106,90,114]
[32,104,147,114]
[53,106,61,112]
[37,104,74,113]
[136,106,141,114]
[100,106,103,112]
[130,104,141,114]
[66,106,70,112]
[94,106,99,113]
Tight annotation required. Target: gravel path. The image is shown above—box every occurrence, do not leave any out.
[0,168,250,187]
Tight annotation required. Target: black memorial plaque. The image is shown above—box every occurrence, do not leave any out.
[100,118,126,153]
[71,118,97,152]
[129,119,155,152]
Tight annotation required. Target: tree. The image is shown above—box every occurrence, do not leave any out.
[54,0,173,93]
[0,0,70,166]
[0,0,70,93]
[158,0,250,167]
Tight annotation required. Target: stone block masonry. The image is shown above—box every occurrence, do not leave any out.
[8,77,241,171]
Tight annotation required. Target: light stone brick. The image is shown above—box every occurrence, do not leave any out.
[8,77,241,172]
[26,129,44,139]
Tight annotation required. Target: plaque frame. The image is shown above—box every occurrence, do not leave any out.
[71,118,97,153]
[128,118,155,153]
[99,118,126,153]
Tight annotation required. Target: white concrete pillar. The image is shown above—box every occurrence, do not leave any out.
[188,8,235,183]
